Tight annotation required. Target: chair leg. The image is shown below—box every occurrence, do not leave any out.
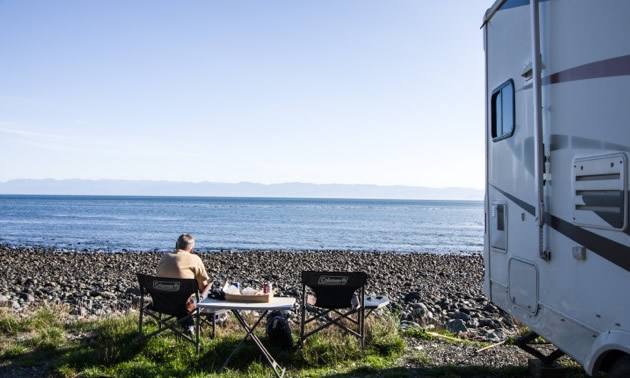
[138,292,144,337]
[195,309,200,354]
[360,308,365,348]
[139,309,143,336]
[212,313,216,339]
[360,287,365,348]
[300,284,306,347]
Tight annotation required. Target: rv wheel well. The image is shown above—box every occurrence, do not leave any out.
[597,350,628,373]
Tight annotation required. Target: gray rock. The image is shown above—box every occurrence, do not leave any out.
[494,328,505,339]
[99,291,116,299]
[125,287,141,296]
[489,319,502,329]
[412,302,428,316]
[500,317,514,328]
[19,293,35,302]
[484,330,500,342]
[483,303,497,312]
[478,318,494,328]
[454,310,471,321]
[70,307,87,316]
[466,318,479,328]
[404,292,422,303]
[447,319,468,334]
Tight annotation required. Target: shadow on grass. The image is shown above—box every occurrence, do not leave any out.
[6,330,589,378]
[5,310,483,377]
[2,320,144,369]
[3,328,298,377]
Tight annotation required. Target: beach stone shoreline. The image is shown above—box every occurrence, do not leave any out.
[0,244,517,343]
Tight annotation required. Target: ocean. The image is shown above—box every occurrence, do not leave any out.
[0,195,483,254]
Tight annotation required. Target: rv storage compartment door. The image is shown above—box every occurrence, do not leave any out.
[573,153,627,231]
[508,258,538,315]
[490,201,507,252]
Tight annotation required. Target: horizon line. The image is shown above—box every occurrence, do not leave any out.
[0,177,484,191]
[0,193,484,202]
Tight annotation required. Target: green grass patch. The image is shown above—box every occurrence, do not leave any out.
[2,343,29,358]
[505,326,547,345]
[409,351,432,365]
[401,327,434,340]
[0,307,408,377]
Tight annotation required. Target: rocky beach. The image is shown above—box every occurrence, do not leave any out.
[1,244,587,376]
[0,245,514,342]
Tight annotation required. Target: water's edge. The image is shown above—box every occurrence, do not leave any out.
[1,242,482,256]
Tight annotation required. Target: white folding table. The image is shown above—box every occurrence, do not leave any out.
[197,296,295,378]
[364,295,390,317]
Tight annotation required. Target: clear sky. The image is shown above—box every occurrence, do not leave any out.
[0,0,494,190]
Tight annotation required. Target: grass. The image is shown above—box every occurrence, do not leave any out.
[0,306,406,377]
[2,306,585,377]
[505,326,548,345]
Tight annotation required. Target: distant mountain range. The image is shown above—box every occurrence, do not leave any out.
[0,179,483,200]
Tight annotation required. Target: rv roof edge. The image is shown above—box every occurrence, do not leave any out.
[482,0,508,27]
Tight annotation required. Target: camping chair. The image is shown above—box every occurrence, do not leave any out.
[300,271,367,347]
[137,273,203,353]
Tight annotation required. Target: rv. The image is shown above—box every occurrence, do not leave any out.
[482,0,630,376]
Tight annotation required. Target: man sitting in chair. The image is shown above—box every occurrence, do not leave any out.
[156,233,212,333]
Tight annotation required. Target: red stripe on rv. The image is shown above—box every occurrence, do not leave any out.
[519,54,630,91]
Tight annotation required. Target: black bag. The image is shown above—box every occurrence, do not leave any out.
[265,311,293,349]
[209,287,225,300]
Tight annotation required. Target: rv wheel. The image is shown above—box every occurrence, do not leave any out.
[608,355,630,378]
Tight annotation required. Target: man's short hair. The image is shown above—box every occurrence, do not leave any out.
[176,233,195,250]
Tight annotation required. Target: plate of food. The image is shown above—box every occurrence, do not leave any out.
[223,283,274,303]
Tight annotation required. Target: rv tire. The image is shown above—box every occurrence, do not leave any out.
[608,355,630,378]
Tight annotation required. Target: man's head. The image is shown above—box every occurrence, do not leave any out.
[176,233,195,252]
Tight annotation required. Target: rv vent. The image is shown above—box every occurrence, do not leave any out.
[572,153,627,231]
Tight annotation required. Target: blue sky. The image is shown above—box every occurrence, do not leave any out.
[0,1,494,189]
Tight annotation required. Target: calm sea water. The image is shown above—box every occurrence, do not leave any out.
[0,195,483,254]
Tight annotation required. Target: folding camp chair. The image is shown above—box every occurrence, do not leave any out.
[137,273,203,353]
[300,271,367,347]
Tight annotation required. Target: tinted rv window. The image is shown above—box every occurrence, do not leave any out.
[491,80,514,140]
[493,94,502,136]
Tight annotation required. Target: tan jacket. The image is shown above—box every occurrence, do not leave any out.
[156,249,209,290]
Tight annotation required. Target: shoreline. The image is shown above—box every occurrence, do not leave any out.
[0,243,483,255]
[0,244,512,343]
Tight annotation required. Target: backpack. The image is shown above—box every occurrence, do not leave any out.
[265,311,293,349]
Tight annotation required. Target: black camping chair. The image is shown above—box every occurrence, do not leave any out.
[300,271,367,347]
[137,273,205,353]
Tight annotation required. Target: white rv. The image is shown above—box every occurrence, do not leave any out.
[482,0,630,376]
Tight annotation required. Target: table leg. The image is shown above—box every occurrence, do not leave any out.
[217,310,286,378]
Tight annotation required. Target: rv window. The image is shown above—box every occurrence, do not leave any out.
[493,94,502,136]
[497,204,505,231]
[491,80,514,141]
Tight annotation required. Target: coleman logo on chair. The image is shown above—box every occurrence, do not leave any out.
[318,275,349,285]
[153,281,180,292]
